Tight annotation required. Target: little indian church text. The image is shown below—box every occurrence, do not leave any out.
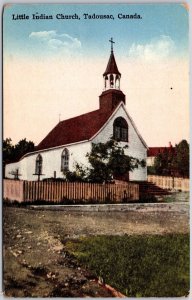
[12,13,141,21]
[5,39,148,182]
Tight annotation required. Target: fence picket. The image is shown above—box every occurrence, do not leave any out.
[148,175,189,191]
[3,179,140,203]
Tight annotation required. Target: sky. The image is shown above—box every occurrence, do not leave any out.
[3,3,189,147]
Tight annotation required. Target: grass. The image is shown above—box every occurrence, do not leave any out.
[65,234,189,297]
[163,191,189,203]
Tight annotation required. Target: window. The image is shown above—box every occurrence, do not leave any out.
[113,117,128,142]
[61,148,69,171]
[114,126,121,140]
[115,75,120,89]
[35,154,43,175]
[110,74,114,88]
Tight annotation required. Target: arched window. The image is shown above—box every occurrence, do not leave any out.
[35,154,43,175]
[61,148,69,171]
[113,117,128,142]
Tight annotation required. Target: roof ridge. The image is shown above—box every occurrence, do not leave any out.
[59,108,101,124]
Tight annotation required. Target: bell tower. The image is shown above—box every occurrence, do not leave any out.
[103,38,121,90]
[99,38,126,113]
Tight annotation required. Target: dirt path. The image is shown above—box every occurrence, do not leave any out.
[3,204,189,297]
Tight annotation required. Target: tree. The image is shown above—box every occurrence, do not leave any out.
[173,140,189,178]
[86,139,145,183]
[154,140,189,178]
[3,138,15,177]
[3,138,35,178]
[14,138,35,161]
[154,148,175,176]
[63,139,145,183]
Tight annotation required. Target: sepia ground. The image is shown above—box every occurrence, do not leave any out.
[3,201,189,297]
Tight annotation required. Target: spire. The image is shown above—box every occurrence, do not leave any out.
[103,38,121,90]
[103,51,121,76]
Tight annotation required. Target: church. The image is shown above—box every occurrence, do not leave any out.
[5,39,148,182]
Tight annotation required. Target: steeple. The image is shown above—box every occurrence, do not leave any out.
[103,38,121,90]
[99,39,126,113]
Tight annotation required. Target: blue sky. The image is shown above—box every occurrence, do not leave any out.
[3,3,188,59]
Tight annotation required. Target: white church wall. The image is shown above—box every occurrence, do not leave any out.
[5,161,21,179]
[5,104,147,182]
[5,141,92,181]
[92,104,147,181]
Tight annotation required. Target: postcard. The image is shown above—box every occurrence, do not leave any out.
[3,3,189,297]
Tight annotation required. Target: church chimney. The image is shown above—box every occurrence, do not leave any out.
[99,38,126,113]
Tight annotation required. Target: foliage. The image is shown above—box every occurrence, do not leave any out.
[3,138,35,162]
[3,138,35,177]
[63,163,88,182]
[173,140,189,178]
[62,139,146,183]
[154,148,174,176]
[14,138,35,160]
[154,140,189,178]
[3,138,15,166]
[86,139,145,183]
[147,165,157,175]
[66,234,189,297]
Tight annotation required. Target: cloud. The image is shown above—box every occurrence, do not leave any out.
[29,30,56,41]
[29,30,81,51]
[129,35,176,61]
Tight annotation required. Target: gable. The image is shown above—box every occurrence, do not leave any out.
[91,102,148,149]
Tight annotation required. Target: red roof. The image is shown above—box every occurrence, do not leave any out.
[36,108,114,151]
[103,51,121,76]
[147,146,175,157]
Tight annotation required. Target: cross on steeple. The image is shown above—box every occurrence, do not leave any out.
[109,37,115,52]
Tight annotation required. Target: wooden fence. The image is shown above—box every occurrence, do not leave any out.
[3,179,24,202]
[148,175,189,191]
[3,179,139,203]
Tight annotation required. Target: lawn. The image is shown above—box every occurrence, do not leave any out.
[65,234,189,297]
